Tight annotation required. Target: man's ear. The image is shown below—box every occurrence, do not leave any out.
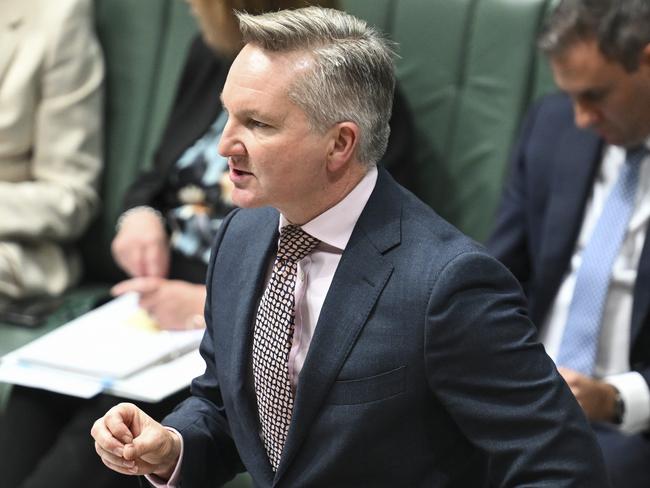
[327,122,359,172]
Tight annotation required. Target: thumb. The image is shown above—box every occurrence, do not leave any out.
[123,425,166,462]
[122,442,138,462]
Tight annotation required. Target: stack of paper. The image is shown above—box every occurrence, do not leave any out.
[0,293,206,402]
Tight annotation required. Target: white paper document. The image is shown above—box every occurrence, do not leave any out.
[0,293,206,401]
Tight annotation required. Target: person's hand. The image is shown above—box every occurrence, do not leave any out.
[558,367,618,422]
[91,402,181,480]
[112,277,206,330]
[112,208,170,278]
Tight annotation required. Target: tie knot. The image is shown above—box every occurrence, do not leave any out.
[626,145,649,167]
[276,225,319,263]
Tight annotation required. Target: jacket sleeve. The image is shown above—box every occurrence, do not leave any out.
[424,250,610,487]
[0,0,103,241]
[162,208,245,487]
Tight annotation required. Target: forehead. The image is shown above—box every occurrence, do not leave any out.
[221,44,312,110]
[551,39,628,91]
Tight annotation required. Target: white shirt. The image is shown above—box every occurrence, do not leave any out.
[541,139,650,433]
[149,167,378,487]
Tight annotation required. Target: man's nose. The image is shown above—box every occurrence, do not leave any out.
[573,101,599,129]
[217,117,245,158]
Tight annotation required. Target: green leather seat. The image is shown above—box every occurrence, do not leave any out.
[344,0,558,241]
[0,0,558,352]
[0,0,198,423]
[2,2,561,486]
[85,0,198,283]
[0,0,198,349]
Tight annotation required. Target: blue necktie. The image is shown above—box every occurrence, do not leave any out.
[557,146,647,375]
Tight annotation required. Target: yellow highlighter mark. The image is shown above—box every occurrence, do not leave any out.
[125,308,161,332]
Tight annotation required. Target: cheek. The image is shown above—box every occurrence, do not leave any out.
[612,82,647,122]
[252,133,326,185]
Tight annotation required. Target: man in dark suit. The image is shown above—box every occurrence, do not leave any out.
[488,1,650,487]
[91,7,607,487]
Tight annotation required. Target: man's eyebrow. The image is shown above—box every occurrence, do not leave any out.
[218,97,267,121]
[218,92,282,123]
[575,85,610,101]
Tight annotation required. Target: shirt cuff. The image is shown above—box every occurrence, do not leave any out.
[605,371,650,434]
[144,427,184,488]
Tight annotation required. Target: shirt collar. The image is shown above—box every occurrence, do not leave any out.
[279,166,378,251]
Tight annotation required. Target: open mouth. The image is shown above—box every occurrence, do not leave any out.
[229,159,252,176]
[229,163,254,183]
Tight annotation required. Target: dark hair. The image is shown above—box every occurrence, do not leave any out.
[539,0,650,71]
[219,0,338,15]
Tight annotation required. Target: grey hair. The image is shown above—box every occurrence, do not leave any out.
[539,0,650,71]
[235,6,396,166]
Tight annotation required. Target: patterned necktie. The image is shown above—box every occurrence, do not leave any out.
[557,146,648,375]
[252,224,319,470]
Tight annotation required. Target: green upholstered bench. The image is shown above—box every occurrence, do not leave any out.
[0,0,199,428]
[1,1,559,486]
[0,3,197,344]
[344,0,558,241]
[0,0,560,363]
[0,3,256,487]
[0,0,199,347]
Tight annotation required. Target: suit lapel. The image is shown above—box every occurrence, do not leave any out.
[228,210,279,483]
[274,170,399,482]
[533,127,601,324]
[0,6,23,83]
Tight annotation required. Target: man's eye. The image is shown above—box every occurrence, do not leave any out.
[249,119,270,129]
[582,90,607,103]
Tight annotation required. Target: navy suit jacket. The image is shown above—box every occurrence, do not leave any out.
[488,93,650,395]
[164,168,608,487]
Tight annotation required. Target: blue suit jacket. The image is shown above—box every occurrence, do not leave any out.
[164,168,608,487]
[488,93,650,393]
